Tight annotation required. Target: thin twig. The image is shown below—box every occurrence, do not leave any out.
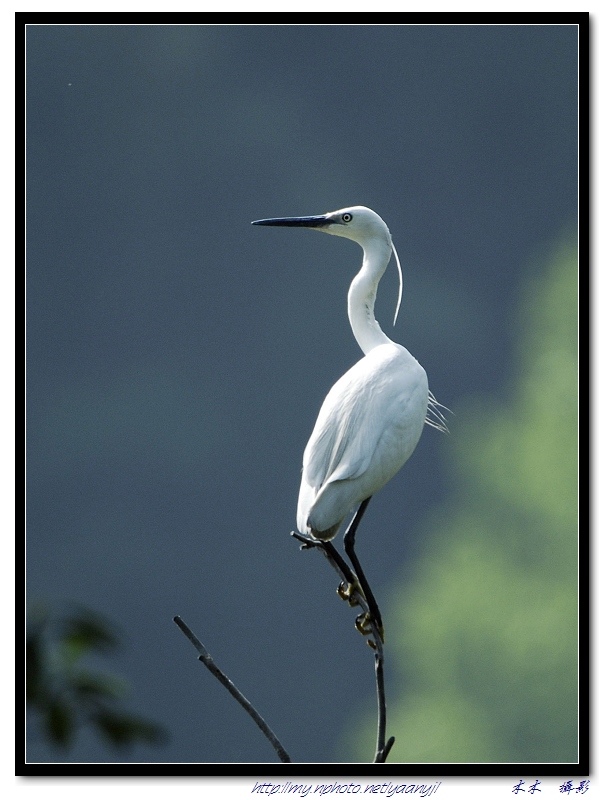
[373,647,390,762]
[173,615,291,763]
[374,652,387,761]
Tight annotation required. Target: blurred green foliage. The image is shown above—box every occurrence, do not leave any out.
[347,235,578,762]
[27,604,167,751]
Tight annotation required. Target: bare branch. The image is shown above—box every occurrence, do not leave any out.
[173,616,291,763]
[373,645,394,763]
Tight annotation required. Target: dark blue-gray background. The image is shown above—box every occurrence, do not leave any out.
[26,25,577,763]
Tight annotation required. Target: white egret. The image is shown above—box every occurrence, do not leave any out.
[252,206,445,638]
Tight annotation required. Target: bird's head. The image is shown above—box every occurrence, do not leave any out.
[252,206,392,249]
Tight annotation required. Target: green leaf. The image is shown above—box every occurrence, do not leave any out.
[92,710,166,747]
[45,700,76,747]
[69,670,128,701]
[59,608,120,661]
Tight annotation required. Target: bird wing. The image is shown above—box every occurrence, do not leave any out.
[303,344,427,491]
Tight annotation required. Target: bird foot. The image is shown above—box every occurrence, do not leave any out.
[355,612,384,648]
[337,580,363,607]
[355,611,373,636]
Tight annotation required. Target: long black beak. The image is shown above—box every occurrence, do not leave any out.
[251,215,331,228]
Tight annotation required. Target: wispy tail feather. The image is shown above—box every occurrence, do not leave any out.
[425,390,450,433]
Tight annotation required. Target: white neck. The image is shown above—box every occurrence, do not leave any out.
[347,238,394,355]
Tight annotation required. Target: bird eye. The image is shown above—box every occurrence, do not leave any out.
[342,213,353,223]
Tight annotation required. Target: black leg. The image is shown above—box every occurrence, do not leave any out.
[343,497,384,640]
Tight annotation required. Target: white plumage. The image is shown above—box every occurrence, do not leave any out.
[298,342,428,540]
